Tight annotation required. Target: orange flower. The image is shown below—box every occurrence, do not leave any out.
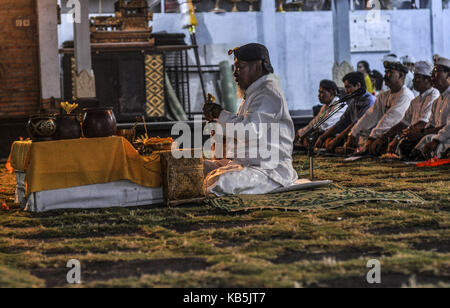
[1,203,9,211]
[228,47,239,56]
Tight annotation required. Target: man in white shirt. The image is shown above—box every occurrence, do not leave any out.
[344,56,415,155]
[295,80,347,147]
[377,61,440,157]
[401,55,418,96]
[413,57,450,159]
[203,43,298,196]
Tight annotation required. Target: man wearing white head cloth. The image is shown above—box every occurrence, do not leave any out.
[402,55,418,96]
[202,43,298,196]
[344,55,414,155]
[413,57,450,159]
[381,61,440,157]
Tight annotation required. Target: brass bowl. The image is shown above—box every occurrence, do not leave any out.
[145,142,173,151]
[117,128,135,143]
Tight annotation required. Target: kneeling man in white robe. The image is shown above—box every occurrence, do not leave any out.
[414,57,450,159]
[203,43,298,196]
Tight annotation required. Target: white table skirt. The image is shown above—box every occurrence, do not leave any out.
[15,172,164,212]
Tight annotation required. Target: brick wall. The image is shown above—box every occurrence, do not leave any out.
[0,0,40,119]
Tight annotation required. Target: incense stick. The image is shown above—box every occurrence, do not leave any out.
[142,115,148,135]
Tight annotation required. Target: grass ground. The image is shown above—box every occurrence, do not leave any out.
[0,155,449,288]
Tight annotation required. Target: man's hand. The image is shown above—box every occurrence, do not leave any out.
[203,103,223,122]
[326,137,340,153]
[387,138,399,154]
[369,137,388,156]
[294,133,302,146]
[400,128,412,139]
[402,127,423,142]
[344,135,356,149]
[314,136,325,149]
[422,139,440,159]
[343,135,357,154]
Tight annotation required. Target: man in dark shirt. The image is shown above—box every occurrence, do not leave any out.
[315,72,376,152]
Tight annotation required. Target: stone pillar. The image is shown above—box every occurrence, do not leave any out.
[430,0,444,57]
[37,0,61,109]
[332,0,351,64]
[73,0,96,99]
[261,0,278,73]
[331,0,353,87]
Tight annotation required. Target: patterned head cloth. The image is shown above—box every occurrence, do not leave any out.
[436,57,450,71]
[382,54,398,63]
[414,61,434,77]
[401,55,416,65]
[228,43,274,74]
[383,54,409,74]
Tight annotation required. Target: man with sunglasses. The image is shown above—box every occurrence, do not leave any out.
[203,43,298,196]
[413,57,450,159]
[344,55,415,155]
[371,61,440,157]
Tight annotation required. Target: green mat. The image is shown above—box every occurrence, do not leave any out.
[206,184,425,212]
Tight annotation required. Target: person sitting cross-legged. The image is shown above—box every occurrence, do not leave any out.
[412,57,450,160]
[295,80,347,148]
[203,43,298,196]
[344,56,415,156]
[314,72,375,153]
[375,61,440,157]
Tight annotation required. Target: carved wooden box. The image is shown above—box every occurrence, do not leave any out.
[159,149,205,206]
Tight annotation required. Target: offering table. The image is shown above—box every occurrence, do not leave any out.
[7,137,163,212]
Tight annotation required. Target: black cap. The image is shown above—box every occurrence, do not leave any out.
[384,61,409,74]
[319,79,338,96]
[228,43,274,74]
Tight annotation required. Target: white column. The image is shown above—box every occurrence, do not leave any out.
[331,0,353,87]
[37,0,61,101]
[261,0,278,72]
[430,0,444,56]
[73,0,96,98]
[332,0,351,64]
[74,0,92,74]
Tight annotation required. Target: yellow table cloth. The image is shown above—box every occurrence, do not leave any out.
[6,140,32,172]
[8,137,161,195]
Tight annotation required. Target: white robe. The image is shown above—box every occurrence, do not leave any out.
[205,74,298,196]
[394,87,440,156]
[401,87,440,127]
[297,97,347,138]
[414,86,450,158]
[350,85,414,145]
[405,71,419,97]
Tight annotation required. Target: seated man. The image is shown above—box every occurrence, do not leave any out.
[381,61,440,157]
[413,57,450,159]
[202,43,298,196]
[401,55,418,96]
[295,80,347,147]
[344,56,414,155]
[314,72,375,152]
